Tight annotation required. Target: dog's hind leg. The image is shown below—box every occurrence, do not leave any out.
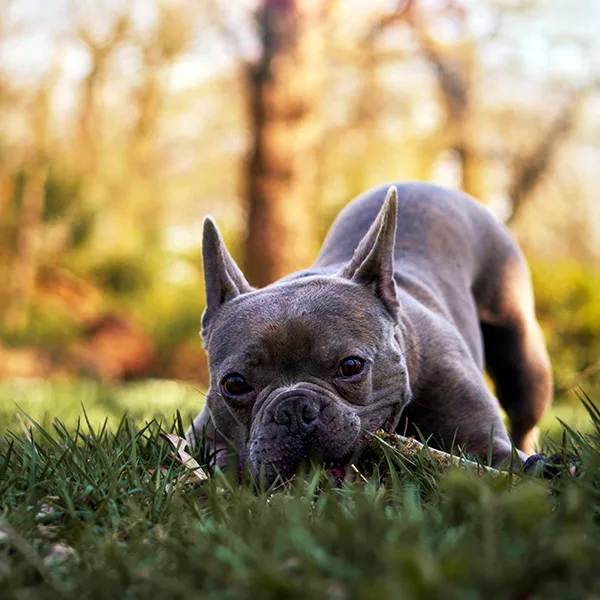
[477,255,553,455]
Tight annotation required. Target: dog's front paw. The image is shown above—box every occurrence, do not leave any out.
[523,452,580,478]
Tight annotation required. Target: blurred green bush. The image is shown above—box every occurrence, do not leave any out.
[531,259,600,403]
[1,253,599,406]
[89,256,153,297]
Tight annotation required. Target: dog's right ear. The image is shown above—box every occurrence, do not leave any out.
[201,217,253,340]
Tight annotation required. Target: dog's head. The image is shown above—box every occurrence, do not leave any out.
[200,187,412,484]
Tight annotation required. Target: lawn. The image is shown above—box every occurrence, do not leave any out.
[1,380,600,599]
[0,379,206,436]
[0,378,594,444]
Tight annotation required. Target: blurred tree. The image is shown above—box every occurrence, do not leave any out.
[3,68,57,331]
[210,0,328,286]
[124,2,197,248]
[0,0,20,304]
[0,0,599,390]
[70,0,131,176]
[505,83,596,225]
[364,0,598,224]
[403,1,483,198]
[243,0,330,285]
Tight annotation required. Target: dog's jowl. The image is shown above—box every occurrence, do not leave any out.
[187,183,552,484]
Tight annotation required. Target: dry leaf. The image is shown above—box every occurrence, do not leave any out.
[147,466,189,493]
[147,467,169,477]
[160,433,208,482]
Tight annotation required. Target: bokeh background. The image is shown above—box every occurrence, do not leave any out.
[0,0,599,436]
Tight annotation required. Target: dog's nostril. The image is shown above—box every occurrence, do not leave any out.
[301,404,318,424]
[276,408,292,427]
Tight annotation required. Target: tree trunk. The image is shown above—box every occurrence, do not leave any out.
[78,61,101,175]
[243,0,323,287]
[74,14,129,176]
[4,80,53,331]
[128,54,164,249]
[454,140,485,200]
[386,3,485,199]
[419,39,485,199]
[4,161,48,330]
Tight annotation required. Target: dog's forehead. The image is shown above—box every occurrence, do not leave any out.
[206,277,387,366]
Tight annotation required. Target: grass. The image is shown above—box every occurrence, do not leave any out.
[0,379,205,434]
[1,381,600,599]
[0,378,594,444]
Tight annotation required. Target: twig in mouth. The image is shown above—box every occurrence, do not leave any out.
[351,464,369,483]
[271,475,296,492]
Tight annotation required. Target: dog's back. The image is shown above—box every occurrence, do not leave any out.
[316,182,499,274]
[315,182,552,454]
[316,183,513,355]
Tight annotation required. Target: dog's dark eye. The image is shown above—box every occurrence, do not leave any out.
[339,357,365,378]
[221,373,254,397]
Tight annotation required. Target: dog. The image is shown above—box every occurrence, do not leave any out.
[187,183,553,484]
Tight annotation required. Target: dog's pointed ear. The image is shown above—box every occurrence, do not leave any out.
[201,216,253,338]
[338,186,399,317]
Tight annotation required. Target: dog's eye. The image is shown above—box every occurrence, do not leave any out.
[339,357,365,378]
[221,373,254,397]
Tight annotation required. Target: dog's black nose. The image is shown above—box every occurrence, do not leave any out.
[274,395,319,437]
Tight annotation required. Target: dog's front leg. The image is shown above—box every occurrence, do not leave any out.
[186,404,231,469]
[403,357,529,470]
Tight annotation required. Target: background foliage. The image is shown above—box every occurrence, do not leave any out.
[0,0,599,412]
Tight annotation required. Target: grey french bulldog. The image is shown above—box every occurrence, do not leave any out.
[187,183,553,484]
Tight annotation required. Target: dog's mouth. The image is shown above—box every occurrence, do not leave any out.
[248,434,361,487]
[323,424,390,484]
[324,455,356,484]
[268,423,388,486]
[246,394,400,487]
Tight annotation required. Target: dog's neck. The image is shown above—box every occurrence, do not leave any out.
[394,307,422,391]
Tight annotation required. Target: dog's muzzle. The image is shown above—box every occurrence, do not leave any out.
[249,386,362,485]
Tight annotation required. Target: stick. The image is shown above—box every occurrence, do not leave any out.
[369,430,519,479]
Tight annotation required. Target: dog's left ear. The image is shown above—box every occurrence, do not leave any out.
[338,186,399,317]
[201,216,253,341]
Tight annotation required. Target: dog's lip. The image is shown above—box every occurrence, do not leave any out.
[323,442,367,484]
[323,424,388,484]
[321,418,393,481]
[326,460,351,484]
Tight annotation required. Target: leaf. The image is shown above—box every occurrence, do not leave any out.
[159,433,208,482]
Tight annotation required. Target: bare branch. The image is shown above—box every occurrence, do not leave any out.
[363,0,413,44]
[505,81,600,225]
[69,0,131,56]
